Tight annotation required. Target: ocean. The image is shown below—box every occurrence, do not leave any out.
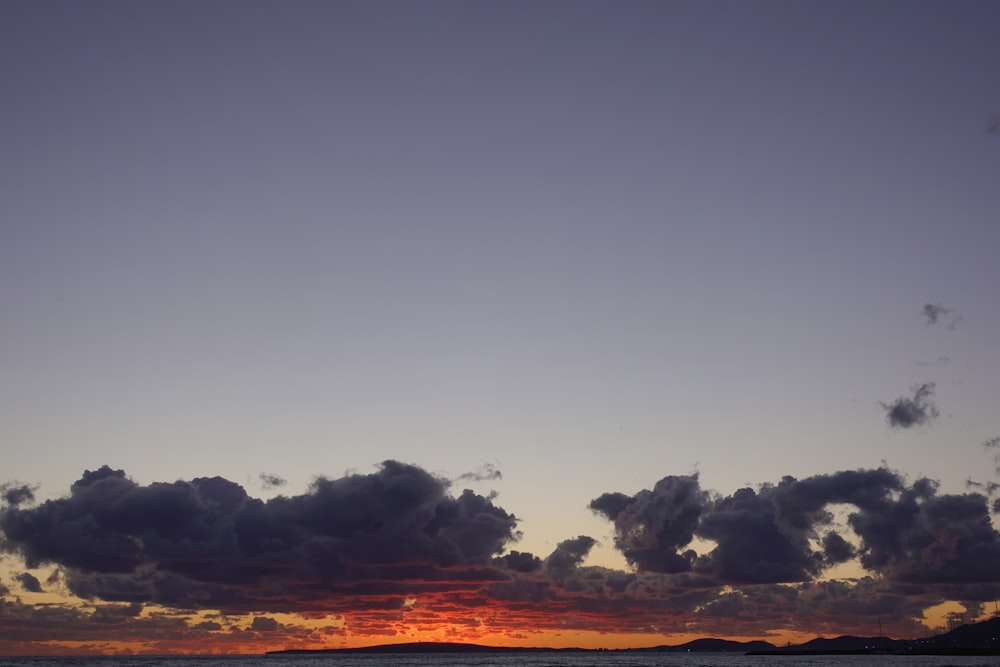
[1,654,999,667]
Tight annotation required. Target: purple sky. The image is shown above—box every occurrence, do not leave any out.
[2,0,1000,637]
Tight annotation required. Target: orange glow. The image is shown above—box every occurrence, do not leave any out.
[0,602,850,656]
[0,566,962,656]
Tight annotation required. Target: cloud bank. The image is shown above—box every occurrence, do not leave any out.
[1,461,518,613]
[2,461,1000,653]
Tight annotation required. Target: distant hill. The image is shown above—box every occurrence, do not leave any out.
[268,638,772,655]
[792,634,902,652]
[638,638,776,652]
[750,616,1000,656]
[913,616,1000,651]
[270,642,592,655]
[267,616,1000,656]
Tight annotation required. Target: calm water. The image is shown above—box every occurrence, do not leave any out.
[1,654,999,667]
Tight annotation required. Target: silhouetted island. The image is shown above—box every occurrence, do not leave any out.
[267,616,1000,656]
[748,616,1000,656]
[267,638,771,655]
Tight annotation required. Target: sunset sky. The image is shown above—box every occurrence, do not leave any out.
[2,0,1000,656]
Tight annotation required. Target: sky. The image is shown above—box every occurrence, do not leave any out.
[2,0,1000,656]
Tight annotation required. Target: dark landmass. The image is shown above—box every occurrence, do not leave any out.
[270,642,591,655]
[267,616,1000,656]
[749,616,1000,656]
[635,638,776,653]
[267,639,770,656]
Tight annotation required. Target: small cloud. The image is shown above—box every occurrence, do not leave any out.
[16,572,43,593]
[921,303,951,325]
[455,462,502,483]
[91,602,143,622]
[194,621,223,631]
[250,616,280,632]
[821,532,855,565]
[921,303,961,329]
[987,112,1000,135]
[1,483,36,506]
[495,550,542,573]
[258,473,286,490]
[880,383,939,429]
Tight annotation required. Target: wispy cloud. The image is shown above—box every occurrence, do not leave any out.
[455,462,502,483]
[984,436,1000,474]
[921,303,961,329]
[922,303,952,325]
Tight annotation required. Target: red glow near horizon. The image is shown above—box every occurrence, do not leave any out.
[0,590,971,657]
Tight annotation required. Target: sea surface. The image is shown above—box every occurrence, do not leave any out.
[1,654,999,667]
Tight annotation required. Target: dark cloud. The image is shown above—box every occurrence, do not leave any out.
[495,550,542,573]
[852,486,1000,585]
[1,484,35,507]
[690,469,900,584]
[695,485,821,583]
[592,467,1000,587]
[881,383,939,428]
[250,616,280,631]
[258,473,286,490]
[0,461,521,610]
[0,596,331,655]
[16,572,43,593]
[90,602,143,623]
[821,532,856,564]
[988,112,1000,134]
[768,468,904,534]
[590,474,708,573]
[545,536,596,580]
[588,491,632,520]
[3,461,1000,651]
[193,620,222,631]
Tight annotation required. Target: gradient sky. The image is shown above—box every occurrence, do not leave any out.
[2,0,1000,656]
